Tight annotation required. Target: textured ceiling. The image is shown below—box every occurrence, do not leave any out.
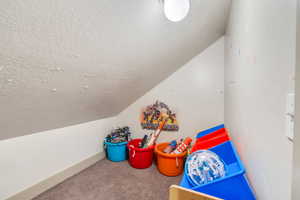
[0,0,230,140]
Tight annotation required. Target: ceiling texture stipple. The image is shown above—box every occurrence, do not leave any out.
[0,0,231,140]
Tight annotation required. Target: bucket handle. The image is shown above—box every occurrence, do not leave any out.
[129,145,135,158]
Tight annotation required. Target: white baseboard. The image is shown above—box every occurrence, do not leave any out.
[6,152,105,200]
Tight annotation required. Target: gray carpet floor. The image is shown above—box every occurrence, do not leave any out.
[34,159,182,200]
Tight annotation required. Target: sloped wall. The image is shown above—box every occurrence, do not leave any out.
[225,1,296,199]
[116,38,224,142]
[0,0,230,140]
[0,117,116,200]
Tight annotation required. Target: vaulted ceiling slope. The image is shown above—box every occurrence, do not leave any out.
[0,0,231,140]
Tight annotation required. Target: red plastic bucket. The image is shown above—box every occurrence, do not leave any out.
[127,139,155,169]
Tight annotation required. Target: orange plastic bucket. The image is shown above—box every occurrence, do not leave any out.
[155,142,187,176]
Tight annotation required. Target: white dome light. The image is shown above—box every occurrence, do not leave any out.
[164,0,190,22]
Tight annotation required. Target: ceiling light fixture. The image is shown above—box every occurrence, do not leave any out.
[163,0,190,22]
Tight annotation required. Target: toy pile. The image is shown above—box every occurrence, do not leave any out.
[163,137,192,154]
[139,121,165,148]
[140,100,179,131]
[105,126,132,143]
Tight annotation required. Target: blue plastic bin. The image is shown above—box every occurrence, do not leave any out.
[104,140,128,162]
[180,141,256,200]
[196,124,225,138]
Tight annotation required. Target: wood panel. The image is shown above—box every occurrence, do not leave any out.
[169,185,222,200]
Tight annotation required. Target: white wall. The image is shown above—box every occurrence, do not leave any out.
[116,38,224,143]
[293,0,300,199]
[225,1,296,200]
[0,116,116,200]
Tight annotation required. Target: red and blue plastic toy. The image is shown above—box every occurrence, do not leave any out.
[181,124,256,200]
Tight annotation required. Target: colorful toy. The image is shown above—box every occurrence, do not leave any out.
[139,135,148,148]
[140,100,179,131]
[171,137,192,154]
[163,140,178,153]
[105,126,132,143]
[145,120,166,147]
[185,150,226,186]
